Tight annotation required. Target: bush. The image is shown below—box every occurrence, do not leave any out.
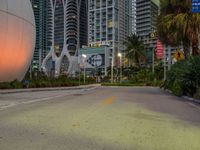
[171,80,183,96]
[163,56,200,97]
[0,75,95,89]
[194,88,200,100]
[101,82,145,86]
[0,82,12,89]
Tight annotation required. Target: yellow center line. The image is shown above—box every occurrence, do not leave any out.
[72,96,117,128]
[103,96,117,105]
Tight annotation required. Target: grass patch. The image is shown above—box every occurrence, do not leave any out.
[101,82,146,87]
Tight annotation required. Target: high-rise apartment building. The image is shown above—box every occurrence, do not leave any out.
[136,0,158,37]
[31,0,48,71]
[79,0,88,47]
[88,0,135,64]
[132,0,137,34]
[136,0,159,63]
[31,0,88,75]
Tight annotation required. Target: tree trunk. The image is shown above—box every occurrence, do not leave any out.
[183,43,190,59]
[192,36,200,56]
[183,39,191,59]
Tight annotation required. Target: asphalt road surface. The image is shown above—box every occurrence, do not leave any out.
[0,86,200,150]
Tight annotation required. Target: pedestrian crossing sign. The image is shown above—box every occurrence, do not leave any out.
[174,50,185,61]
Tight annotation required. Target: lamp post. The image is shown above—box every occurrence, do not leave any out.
[76,0,82,86]
[152,48,155,73]
[82,54,87,84]
[118,53,122,83]
[110,51,114,83]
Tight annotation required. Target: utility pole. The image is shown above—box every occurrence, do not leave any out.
[118,53,122,83]
[152,47,155,73]
[164,45,167,80]
[76,0,81,85]
[168,45,171,70]
[111,54,114,83]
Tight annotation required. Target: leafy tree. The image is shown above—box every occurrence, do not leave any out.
[157,0,200,59]
[123,34,146,67]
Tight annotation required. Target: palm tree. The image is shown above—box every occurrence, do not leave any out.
[157,0,200,59]
[123,34,146,67]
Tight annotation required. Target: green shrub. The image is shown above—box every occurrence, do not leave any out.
[194,88,200,100]
[171,80,183,96]
[101,82,145,86]
[163,56,200,97]
[10,80,23,89]
[0,82,12,89]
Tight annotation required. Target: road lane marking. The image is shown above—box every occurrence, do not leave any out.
[0,87,98,111]
[187,102,200,111]
[72,122,80,128]
[103,96,117,105]
[72,96,117,128]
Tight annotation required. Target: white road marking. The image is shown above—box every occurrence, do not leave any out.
[0,87,98,111]
[187,102,200,111]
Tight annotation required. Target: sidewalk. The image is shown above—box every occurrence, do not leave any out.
[0,84,101,94]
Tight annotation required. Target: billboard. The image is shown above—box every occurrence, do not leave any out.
[79,46,110,75]
[156,39,164,59]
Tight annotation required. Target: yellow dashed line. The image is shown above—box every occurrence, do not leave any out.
[72,96,117,128]
[103,96,117,105]
[72,122,80,128]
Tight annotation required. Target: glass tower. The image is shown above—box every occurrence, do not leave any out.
[31,0,48,71]
[31,0,88,76]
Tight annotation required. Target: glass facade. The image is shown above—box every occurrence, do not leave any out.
[54,1,65,57]
[88,0,135,65]
[31,0,48,71]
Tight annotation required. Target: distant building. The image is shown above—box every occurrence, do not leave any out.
[132,0,137,34]
[88,0,135,66]
[31,0,88,76]
[136,0,159,64]
[79,0,88,48]
[31,0,48,71]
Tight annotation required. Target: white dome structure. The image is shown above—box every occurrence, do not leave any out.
[0,0,35,82]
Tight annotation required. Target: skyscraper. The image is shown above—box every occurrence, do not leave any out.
[31,0,88,76]
[31,0,48,71]
[136,0,159,63]
[79,0,88,47]
[136,0,158,37]
[88,0,135,65]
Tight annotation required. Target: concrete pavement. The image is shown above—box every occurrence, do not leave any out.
[0,86,200,150]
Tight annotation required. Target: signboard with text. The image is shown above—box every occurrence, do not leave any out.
[192,0,200,13]
[156,39,164,59]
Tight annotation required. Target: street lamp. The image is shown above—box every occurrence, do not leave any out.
[82,54,87,84]
[118,53,122,83]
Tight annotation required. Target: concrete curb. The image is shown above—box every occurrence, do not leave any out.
[161,88,200,105]
[0,84,101,94]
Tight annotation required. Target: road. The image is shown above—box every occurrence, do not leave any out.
[0,86,200,150]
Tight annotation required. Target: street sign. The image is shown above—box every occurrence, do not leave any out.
[150,31,157,38]
[156,39,164,59]
[174,50,184,61]
[192,0,200,13]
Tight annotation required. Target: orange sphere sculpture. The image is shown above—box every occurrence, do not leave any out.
[0,0,35,82]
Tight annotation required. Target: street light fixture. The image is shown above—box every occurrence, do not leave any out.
[82,54,87,58]
[118,53,122,83]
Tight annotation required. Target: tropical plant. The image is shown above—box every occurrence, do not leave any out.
[163,56,200,96]
[157,0,200,59]
[123,34,146,67]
